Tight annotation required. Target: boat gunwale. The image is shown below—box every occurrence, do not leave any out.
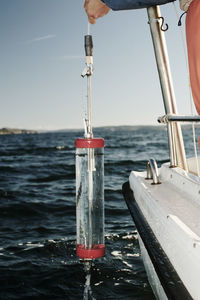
[122,181,192,300]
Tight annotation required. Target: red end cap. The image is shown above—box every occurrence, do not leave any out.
[75,138,104,149]
[76,244,105,259]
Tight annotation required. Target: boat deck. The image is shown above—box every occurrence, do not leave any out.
[130,165,200,240]
[129,162,200,299]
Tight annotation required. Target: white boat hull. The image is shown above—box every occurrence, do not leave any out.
[123,159,200,299]
[138,235,167,300]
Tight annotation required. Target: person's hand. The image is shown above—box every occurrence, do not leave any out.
[84,0,110,24]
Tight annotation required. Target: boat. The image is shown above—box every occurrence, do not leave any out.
[122,6,200,300]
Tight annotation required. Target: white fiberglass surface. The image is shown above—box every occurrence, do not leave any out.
[130,164,200,238]
[129,164,200,299]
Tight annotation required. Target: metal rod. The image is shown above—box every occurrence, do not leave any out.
[87,73,93,138]
[147,6,187,170]
[158,114,200,123]
[168,122,176,166]
[146,158,160,184]
[83,34,94,138]
[88,148,93,248]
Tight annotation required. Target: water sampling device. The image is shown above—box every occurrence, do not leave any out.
[75,29,105,260]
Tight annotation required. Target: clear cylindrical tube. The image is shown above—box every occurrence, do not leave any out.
[75,138,105,259]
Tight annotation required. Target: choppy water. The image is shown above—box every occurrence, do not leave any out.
[0,125,198,299]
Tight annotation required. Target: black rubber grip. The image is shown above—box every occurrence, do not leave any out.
[84,35,93,57]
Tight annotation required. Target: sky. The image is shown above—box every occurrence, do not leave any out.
[0,0,194,130]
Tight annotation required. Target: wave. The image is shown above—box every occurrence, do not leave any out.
[29,172,75,183]
[0,201,75,218]
[105,159,147,167]
[0,145,74,157]
[0,128,164,299]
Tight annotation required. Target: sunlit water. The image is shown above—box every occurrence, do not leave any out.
[0,126,198,299]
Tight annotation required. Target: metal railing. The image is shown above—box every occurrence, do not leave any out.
[146,158,160,184]
[158,115,200,123]
[147,7,188,170]
[158,114,200,168]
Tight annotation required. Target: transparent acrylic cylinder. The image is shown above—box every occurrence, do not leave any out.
[75,138,105,259]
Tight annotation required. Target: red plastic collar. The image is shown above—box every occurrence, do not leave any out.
[75,138,104,148]
[76,244,105,259]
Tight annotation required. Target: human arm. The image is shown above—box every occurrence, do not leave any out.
[84,0,176,22]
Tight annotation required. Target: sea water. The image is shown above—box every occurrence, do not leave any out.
[0,126,198,299]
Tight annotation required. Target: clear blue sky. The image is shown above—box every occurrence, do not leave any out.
[0,0,194,130]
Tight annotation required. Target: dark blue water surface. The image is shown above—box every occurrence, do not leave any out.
[0,126,197,299]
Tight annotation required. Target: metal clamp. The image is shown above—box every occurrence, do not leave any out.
[146,158,160,185]
[81,65,93,78]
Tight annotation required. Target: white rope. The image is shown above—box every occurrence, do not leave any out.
[172,2,200,176]
[88,22,90,35]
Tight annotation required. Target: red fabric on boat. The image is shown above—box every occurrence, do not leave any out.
[186,0,200,114]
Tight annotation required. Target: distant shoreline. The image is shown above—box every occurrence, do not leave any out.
[0,124,195,135]
[0,128,38,135]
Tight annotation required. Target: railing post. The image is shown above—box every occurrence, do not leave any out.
[147,6,187,170]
